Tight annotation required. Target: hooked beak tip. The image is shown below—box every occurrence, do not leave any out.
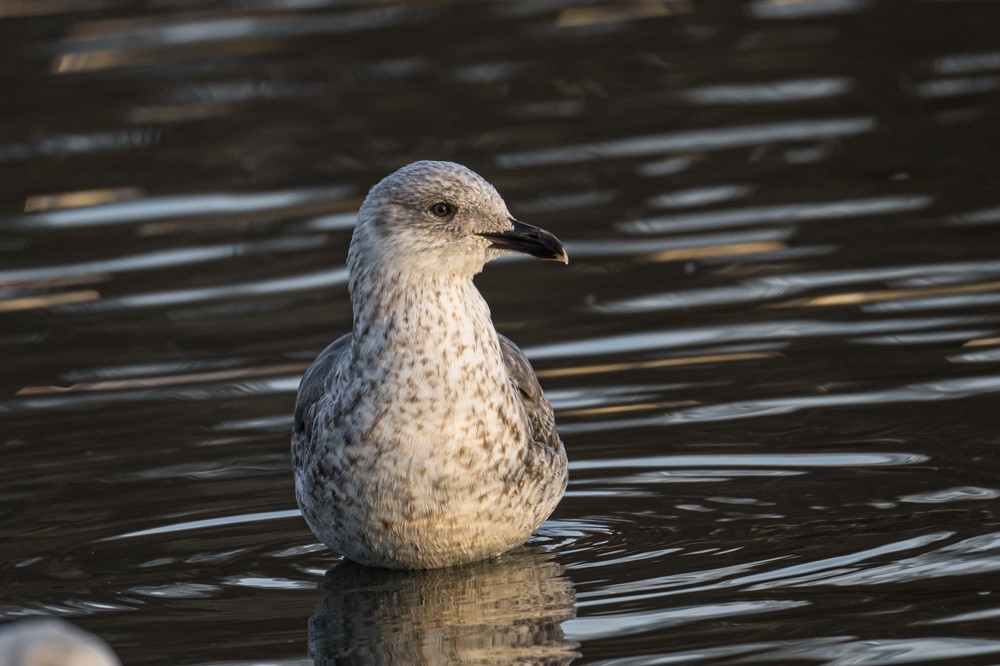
[478,218,568,265]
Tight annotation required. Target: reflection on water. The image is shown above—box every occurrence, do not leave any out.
[309,550,577,665]
[4,0,1000,664]
[496,117,876,167]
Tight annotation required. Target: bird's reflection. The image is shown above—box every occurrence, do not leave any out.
[309,547,579,665]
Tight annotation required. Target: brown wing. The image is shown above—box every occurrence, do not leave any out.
[497,333,561,452]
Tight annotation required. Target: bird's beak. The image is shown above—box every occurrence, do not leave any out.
[477,218,569,264]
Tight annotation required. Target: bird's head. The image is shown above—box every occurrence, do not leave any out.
[351,161,567,279]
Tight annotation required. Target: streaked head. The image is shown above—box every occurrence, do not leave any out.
[351,161,567,278]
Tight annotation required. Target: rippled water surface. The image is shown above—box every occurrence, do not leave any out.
[4,1,1000,664]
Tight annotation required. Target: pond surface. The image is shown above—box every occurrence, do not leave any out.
[4,1,1000,664]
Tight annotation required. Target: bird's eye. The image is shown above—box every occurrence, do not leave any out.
[430,202,454,218]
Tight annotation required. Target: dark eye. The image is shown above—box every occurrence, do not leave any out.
[430,202,454,218]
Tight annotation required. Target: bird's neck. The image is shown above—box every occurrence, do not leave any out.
[346,262,523,449]
[350,263,497,357]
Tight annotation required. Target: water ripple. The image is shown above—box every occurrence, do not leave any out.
[0,128,159,163]
[567,228,791,259]
[765,532,1000,588]
[622,195,930,234]
[129,583,219,599]
[666,374,1000,424]
[680,77,851,105]
[899,486,1000,504]
[54,267,348,311]
[751,0,868,19]
[564,599,809,642]
[1,186,351,229]
[571,452,928,472]
[525,316,987,360]
[743,637,1000,664]
[52,8,425,70]
[935,50,1000,74]
[100,509,301,542]
[0,235,325,283]
[496,117,875,167]
[647,185,753,208]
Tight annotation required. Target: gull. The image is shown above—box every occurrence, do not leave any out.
[292,161,568,569]
[0,619,120,666]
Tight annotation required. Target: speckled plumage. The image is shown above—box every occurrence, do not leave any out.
[292,161,568,569]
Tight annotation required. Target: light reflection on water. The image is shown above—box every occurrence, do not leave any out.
[3,0,1000,665]
[1,187,352,228]
[621,194,931,234]
[496,117,876,167]
[524,316,991,359]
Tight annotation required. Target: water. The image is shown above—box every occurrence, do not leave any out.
[3,1,1000,664]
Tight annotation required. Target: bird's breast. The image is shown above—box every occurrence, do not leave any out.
[344,279,527,460]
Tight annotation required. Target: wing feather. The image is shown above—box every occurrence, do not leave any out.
[294,333,560,454]
[293,334,351,438]
[497,333,561,452]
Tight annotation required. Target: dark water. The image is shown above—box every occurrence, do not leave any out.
[4,1,1000,664]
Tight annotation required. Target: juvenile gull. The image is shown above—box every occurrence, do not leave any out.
[292,161,568,569]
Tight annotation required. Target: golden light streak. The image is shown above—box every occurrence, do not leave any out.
[559,400,698,418]
[24,188,143,212]
[0,290,100,312]
[51,50,121,74]
[768,279,1000,309]
[52,40,283,74]
[0,275,110,290]
[536,351,778,379]
[644,241,785,263]
[964,337,1000,348]
[556,2,675,28]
